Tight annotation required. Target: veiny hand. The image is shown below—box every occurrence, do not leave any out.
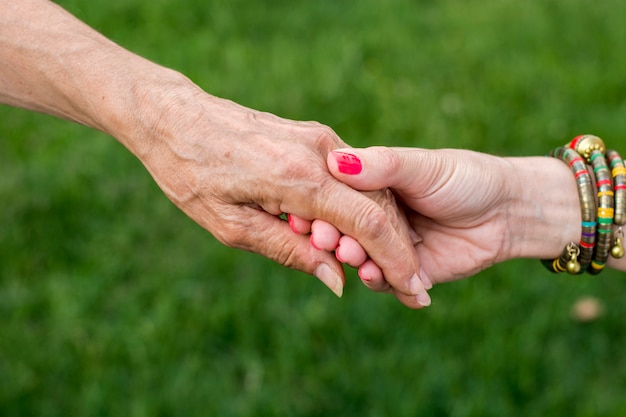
[0,0,429,307]
[135,94,429,306]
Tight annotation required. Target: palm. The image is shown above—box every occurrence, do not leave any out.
[394,149,513,284]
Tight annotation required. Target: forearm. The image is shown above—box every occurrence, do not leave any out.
[0,0,198,155]
[505,156,626,271]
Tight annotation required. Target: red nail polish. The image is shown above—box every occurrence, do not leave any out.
[287,214,297,233]
[358,270,372,282]
[333,151,362,175]
[335,245,345,263]
[310,234,321,250]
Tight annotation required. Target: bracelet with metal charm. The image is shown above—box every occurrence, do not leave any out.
[544,145,597,274]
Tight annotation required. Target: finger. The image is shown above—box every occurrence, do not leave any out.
[310,219,341,251]
[361,188,428,307]
[358,259,390,292]
[287,213,312,235]
[356,262,429,309]
[323,148,433,308]
[315,182,427,308]
[335,235,368,267]
[275,154,428,307]
[232,206,346,298]
[396,289,431,309]
[359,260,429,305]
[347,236,431,291]
[327,146,417,192]
[301,181,426,307]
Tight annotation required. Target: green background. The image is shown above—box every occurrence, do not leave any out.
[1,0,625,415]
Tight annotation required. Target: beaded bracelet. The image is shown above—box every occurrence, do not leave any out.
[587,148,613,274]
[545,145,597,273]
[544,134,625,275]
[608,149,626,258]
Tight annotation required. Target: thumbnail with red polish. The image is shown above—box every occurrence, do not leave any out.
[333,151,362,175]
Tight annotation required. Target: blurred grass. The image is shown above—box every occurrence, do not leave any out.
[1,0,626,415]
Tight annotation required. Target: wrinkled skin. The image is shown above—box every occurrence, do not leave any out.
[0,0,429,307]
[138,94,427,306]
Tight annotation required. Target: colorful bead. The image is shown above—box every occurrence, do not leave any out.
[569,134,606,161]
[588,148,613,275]
[545,136,624,275]
[607,149,626,225]
[590,260,606,272]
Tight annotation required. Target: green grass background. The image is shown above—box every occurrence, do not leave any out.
[1,0,626,415]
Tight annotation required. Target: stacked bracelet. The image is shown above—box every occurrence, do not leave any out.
[543,134,625,275]
[588,147,613,274]
[545,145,597,273]
[608,150,626,258]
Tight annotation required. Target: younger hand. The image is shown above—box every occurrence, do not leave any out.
[303,147,517,288]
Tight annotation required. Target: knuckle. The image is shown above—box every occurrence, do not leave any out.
[280,155,323,184]
[275,242,301,269]
[312,125,342,149]
[256,228,305,271]
[373,146,402,177]
[353,202,390,241]
[213,216,250,250]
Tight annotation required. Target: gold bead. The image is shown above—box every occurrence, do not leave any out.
[574,135,606,161]
[566,259,582,274]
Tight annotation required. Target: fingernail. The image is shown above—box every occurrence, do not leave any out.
[409,229,423,245]
[335,245,346,263]
[357,269,372,282]
[287,214,298,233]
[417,291,432,307]
[314,263,344,298]
[409,273,424,295]
[310,234,321,251]
[333,151,362,175]
[420,270,433,290]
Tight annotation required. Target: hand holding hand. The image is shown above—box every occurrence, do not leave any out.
[0,0,430,306]
[136,96,428,307]
[305,146,583,288]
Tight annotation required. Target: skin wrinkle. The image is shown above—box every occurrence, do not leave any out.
[0,0,430,307]
[420,153,513,273]
[409,213,501,284]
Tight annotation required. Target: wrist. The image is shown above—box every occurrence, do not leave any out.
[98,60,202,157]
[501,156,581,261]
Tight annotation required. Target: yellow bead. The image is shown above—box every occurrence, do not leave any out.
[591,261,606,271]
[612,167,626,177]
[598,207,615,217]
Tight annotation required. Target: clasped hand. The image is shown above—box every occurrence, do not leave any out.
[288,147,519,303]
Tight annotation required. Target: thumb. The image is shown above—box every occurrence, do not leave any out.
[327,146,417,192]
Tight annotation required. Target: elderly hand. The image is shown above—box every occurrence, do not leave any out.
[133,94,428,307]
[0,0,429,307]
